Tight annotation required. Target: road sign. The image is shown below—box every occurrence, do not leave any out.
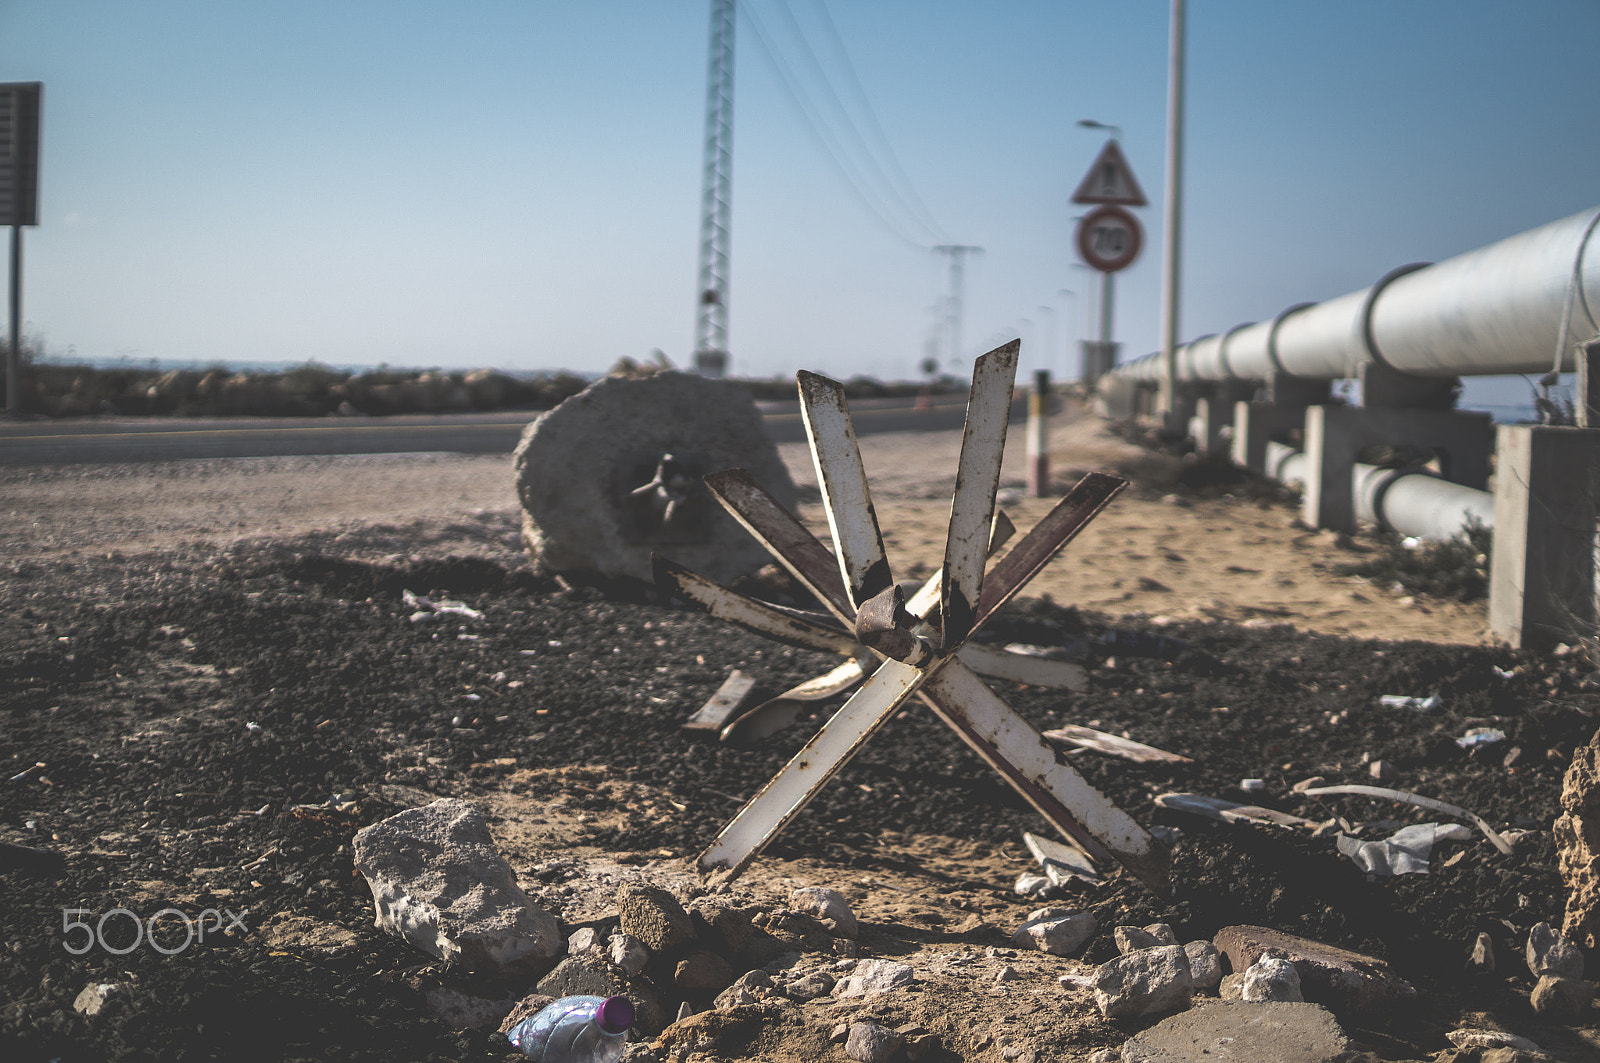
[1071,140,1146,206]
[0,83,41,227]
[1076,205,1143,273]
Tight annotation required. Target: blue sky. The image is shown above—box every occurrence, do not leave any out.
[3,1,1597,394]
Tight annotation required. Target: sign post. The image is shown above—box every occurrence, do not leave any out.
[1071,140,1145,387]
[1,82,41,417]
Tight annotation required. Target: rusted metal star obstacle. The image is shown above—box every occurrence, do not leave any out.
[654,341,1169,892]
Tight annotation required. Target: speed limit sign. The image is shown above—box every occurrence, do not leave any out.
[1076,205,1143,273]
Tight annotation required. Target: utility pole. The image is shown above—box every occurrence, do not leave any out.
[932,245,981,364]
[1157,0,1186,424]
[693,0,735,377]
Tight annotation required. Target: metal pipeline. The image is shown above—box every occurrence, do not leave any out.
[1108,206,1600,384]
[1262,442,1493,540]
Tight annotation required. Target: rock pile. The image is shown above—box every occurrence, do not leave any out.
[347,801,1594,1061]
[351,801,876,1050]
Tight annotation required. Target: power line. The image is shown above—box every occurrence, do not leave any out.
[739,0,944,250]
[800,0,949,244]
[763,0,947,245]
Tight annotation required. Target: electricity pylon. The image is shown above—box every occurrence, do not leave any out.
[693,0,735,377]
[933,245,982,365]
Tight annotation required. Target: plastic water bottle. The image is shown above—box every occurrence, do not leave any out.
[506,995,635,1062]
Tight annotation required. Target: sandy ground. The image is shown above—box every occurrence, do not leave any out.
[0,408,1488,645]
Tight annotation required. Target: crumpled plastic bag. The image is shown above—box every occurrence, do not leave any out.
[1336,822,1475,875]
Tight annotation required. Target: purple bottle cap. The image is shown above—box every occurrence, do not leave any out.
[595,996,634,1035]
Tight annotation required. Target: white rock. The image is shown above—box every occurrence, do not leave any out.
[1466,931,1496,973]
[1446,1029,1541,1053]
[1093,945,1193,1019]
[790,885,859,938]
[1526,921,1585,979]
[1184,941,1223,993]
[713,969,776,1010]
[1115,925,1166,954]
[1242,956,1303,1002]
[351,798,563,975]
[1014,911,1096,956]
[72,983,126,1018]
[832,958,915,998]
[1142,923,1180,946]
[568,926,601,954]
[1014,872,1051,896]
[608,932,649,976]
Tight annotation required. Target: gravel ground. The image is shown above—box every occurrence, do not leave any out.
[4,413,1597,1062]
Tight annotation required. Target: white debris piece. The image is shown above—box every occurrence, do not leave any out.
[1379,694,1440,712]
[1336,823,1474,875]
[1457,727,1507,749]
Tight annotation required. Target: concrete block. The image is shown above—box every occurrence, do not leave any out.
[1214,925,1415,1017]
[1489,424,1600,649]
[1233,400,1310,474]
[1093,373,1138,421]
[1301,404,1492,532]
[512,371,797,583]
[1120,1000,1348,1063]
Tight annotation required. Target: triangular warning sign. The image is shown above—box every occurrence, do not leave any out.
[1071,141,1147,207]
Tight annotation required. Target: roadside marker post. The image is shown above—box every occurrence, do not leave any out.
[1027,369,1051,497]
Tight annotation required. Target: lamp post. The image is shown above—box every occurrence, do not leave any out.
[1036,304,1056,374]
[1158,0,1187,428]
[1058,288,1076,380]
[1076,118,1122,142]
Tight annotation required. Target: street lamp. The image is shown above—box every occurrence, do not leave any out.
[1036,305,1056,375]
[1057,289,1077,376]
[1077,118,1122,141]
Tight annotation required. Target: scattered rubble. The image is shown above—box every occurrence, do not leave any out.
[608,933,650,976]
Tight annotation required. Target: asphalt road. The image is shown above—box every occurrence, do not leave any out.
[0,393,1026,465]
